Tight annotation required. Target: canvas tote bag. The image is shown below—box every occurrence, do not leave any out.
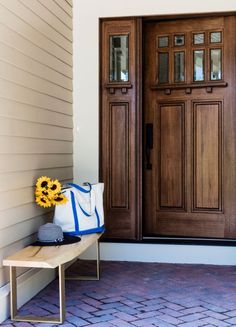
[54,183,105,235]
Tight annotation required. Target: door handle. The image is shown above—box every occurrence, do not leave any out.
[145,123,153,170]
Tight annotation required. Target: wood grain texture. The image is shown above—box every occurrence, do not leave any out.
[3,234,101,269]
[110,103,129,208]
[100,19,138,239]
[158,103,185,209]
[193,102,222,210]
[143,15,236,238]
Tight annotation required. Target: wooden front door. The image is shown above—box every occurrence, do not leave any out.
[143,16,236,238]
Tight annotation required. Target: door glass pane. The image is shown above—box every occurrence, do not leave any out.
[193,33,204,45]
[158,53,169,84]
[158,36,169,48]
[194,50,204,81]
[109,35,129,82]
[174,35,185,46]
[210,49,222,80]
[210,32,221,43]
[174,52,185,82]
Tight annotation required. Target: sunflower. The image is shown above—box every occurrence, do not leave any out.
[49,179,61,194]
[36,176,51,190]
[35,194,52,208]
[52,193,68,205]
[35,188,54,200]
[35,176,66,207]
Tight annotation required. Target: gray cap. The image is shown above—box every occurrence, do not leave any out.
[38,223,63,243]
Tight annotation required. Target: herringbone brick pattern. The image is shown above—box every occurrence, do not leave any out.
[2,261,236,326]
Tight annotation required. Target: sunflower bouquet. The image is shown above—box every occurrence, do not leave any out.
[35,176,68,208]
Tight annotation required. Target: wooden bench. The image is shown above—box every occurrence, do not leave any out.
[3,232,102,324]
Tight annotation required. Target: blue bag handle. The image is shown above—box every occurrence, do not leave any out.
[70,191,102,235]
[67,182,91,193]
[68,182,95,217]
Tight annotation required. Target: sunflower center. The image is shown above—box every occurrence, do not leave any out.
[42,191,48,196]
[51,184,57,190]
[41,198,47,203]
[54,196,63,202]
[41,181,48,187]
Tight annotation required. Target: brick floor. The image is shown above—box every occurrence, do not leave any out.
[2,261,236,326]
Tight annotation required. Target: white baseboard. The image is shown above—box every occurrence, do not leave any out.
[0,268,56,323]
[80,242,236,266]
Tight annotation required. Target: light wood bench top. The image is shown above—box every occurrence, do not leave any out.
[3,233,101,269]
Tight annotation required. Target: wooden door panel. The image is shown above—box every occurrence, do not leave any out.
[157,103,185,210]
[193,101,222,211]
[110,102,129,209]
[100,19,138,239]
[156,215,225,237]
[144,16,236,239]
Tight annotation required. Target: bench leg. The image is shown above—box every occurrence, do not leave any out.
[66,239,100,281]
[10,266,17,319]
[59,264,66,323]
[9,264,66,324]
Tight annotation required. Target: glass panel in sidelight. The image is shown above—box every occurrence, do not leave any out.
[210,32,222,43]
[174,52,185,82]
[193,33,205,45]
[193,50,205,81]
[210,49,222,80]
[109,35,129,82]
[158,53,169,84]
[158,36,169,48]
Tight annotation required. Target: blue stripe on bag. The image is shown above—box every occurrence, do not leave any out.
[77,226,105,235]
[70,191,79,233]
[67,182,91,193]
[78,203,92,217]
[78,203,101,228]
[68,190,104,235]
[95,207,100,227]
[78,204,101,228]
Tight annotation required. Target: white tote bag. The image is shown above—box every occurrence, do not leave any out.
[53,183,105,235]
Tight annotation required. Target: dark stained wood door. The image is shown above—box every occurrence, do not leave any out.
[143,16,236,238]
[100,19,140,239]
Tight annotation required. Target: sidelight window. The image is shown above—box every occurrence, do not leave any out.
[109,35,129,82]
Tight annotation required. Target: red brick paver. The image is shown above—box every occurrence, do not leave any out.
[2,261,236,326]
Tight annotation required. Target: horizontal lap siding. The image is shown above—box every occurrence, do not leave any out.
[0,0,73,290]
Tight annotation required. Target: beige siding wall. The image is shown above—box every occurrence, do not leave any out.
[0,0,73,320]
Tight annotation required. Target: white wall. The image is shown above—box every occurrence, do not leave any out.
[73,0,236,264]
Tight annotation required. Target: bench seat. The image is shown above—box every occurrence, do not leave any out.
[3,232,102,324]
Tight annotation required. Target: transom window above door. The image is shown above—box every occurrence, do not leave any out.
[156,30,223,85]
